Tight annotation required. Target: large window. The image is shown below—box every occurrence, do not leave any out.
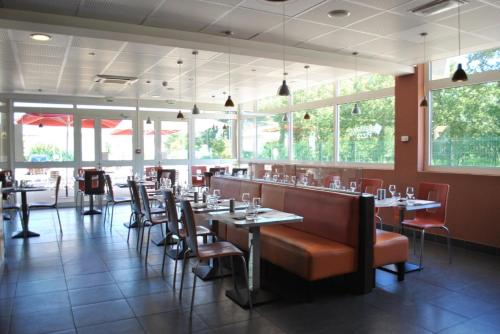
[431,47,500,80]
[81,119,95,161]
[161,121,188,160]
[143,120,155,161]
[0,112,8,163]
[292,107,334,162]
[430,82,499,168]
[257,95,288,112]
[101,119,133,161]
[14,112,74,162]
[338,97,395,164]
[338,73,394,96]
[256,115,288,160]
[240,118,256,160]
[293,83,334,105]
[194,119,233,159]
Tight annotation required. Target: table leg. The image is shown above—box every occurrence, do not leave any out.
[82,194,101,215]
[12,191,39,239]
[225,226,276,308]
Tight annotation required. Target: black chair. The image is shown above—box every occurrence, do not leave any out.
[157,168,177,186]
[81,170,105,215]
[179,200,252,315]
[161,190,212,288]
[29,176,62,233]
[0,170,19,220]
[103,174,131,228]
[231,168,247,176]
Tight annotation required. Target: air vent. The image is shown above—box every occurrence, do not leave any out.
[94,74,138,85]
[410,0,468,16]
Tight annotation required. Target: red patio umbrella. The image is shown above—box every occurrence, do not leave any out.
[16,113,121,128]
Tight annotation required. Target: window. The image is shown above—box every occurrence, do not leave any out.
[103,166,132,197]
[14,112,74,162]
[14,168,75,203]
[0,112,8,163]
[293,83,334,105]
[240,118,256,159]
[81,119,95,161]
[338,73,394,96]
[430,82,499,168]
[292,107,334,162]
[143,120,155,161]
[256,115,288,160]
[194,119,233,159]
[161,121,188,159]
[431,47,500,80]
[257,95,288,112]
[338,97,395,164]
[101,119,133,160]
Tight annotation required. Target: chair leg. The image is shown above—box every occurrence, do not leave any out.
[239,255,252,310]
[442,226,452,264]
[230,256,237,292]
[412,229,417,255]
[127,212,133,244]
[55,207,62,233]
[179,250,190,300]
[375,215,383,230]
[110,203,115,229]
[190,262,198,317]
[145,226,153,264]
[103,202,108,222]
[140,219,147,253]
[419,229,426,269]
[396,262,405,281]
[172,240,181,289]
[161,232,172,273]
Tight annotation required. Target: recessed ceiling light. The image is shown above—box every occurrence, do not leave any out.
[88,52,96,56]
[30,33,52,41]
[328,9,351,18]
[146,80,151,84]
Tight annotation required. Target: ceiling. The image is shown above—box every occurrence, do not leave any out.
[0,0,498,104]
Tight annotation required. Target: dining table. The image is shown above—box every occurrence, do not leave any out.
[116,180,156,229]
[375,197,441,273]
[2,186,47,239]
[210,208,303,308]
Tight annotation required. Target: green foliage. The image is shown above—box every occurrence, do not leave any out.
[163,132,188,159]
[27,144,74,161]
[339,73,394,96]
[256,114,288,160]
[194,120,232,159]
[257,95,288,112]
[293,83,334,105]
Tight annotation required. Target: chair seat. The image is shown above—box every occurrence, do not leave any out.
[374,229,408,268]
[113,197,131,203]
[197,241,243,260]
[179,225,212,238]
[151,207,166,215]
[150,214,169,225]
[29,202,55,208]
[3,205,20,210]
[401,218,445,230]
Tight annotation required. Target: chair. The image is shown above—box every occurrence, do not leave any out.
[0,170,20,220]
[161,190,212,288]
[360,178,384,229]
[29,176,62,233]
[81,170,105,215]
[191,166,206,188]
[322,175,341,188]
[179,200,252,315]
[157,168,177,186]
[103,174,131,228]
[231,168,247,176]
[76,168,96,209]
[400,182,451,268]
[139,185,169,264]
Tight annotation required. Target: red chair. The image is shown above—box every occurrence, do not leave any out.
[400,182,451,268]
[191,166,206,188]
[360,178,384,229]
[322,175,340,188]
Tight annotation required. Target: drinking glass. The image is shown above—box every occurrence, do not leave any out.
[302,175,308,186]
[272,174,278,183]
[330,182,335,189]
[349,181,357,192]
[334,179,341,190]
[283,175,289,184]
[291,176,296,185]
[388,184,396,198]
[252,197,261,218]
[406,186,415,205]
[241,193,250,207]
[264,172,270,180]
[213,189,221,201]
[245,204,256,220]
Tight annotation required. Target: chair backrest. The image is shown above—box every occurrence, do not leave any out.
[416,182,450,223]
[84,170,105,195]
[191,166,207,175]
[322,175,341,188]
[163,190,180,235]
[53,176,61,206]
[360,178,383,195]
[104,174,115,201]
[127,180,141,215]
[0,170,13,200]
[157,168,176,185]
[139,185,152,222]
[180,200,199,257]
[231,168,247,176]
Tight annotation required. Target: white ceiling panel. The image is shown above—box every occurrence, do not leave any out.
[15,43,66,58]
[3,0,81,16]
[239,0,326,17]
[252,19,335,46]
[121,43,175,56]
[297,0,381,27]
[348,12,426,36]
[72,37,125,51]
[389,0,485,21]
[388,23,457,43]
[347,0,414,10]
[437,5,500,32]
[473,24,500,41]
[303,28,377,51]
[78,0,165,24]
[211,53,257,65]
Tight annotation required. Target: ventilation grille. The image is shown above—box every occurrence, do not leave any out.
[94,74,138,85]
[410,0,468,16]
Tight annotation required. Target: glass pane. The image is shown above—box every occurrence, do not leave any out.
[240,118,256,159]
[102,166,133,198]
[338,97,395,164]
[292,107,334,162]
[431,47,500,80]
[257,95,288,112]
[338,73,394,96]
[143,120,155,161]
[14,168,75,204]
[161,164,188,186]
[194,119,233,159]
[161,121,188,159]
[293,83,334,105]
[101,119,132,160]
[81,118,95,161]
[430,82,500,168]
[14,112,74,162]
[256,115,288,160]
[0,112,8,163]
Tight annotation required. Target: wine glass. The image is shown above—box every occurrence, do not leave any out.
[302,175,308,186]
[334,179,341,190]
[291,176,296,185]
[388,184,396,198]
[406,186,415,205]
[252,197,261,218]
[213,189,221,200]
[272,174,278,183]
[349,181,357,192]
[241,193,250,208]
[393,191,401,201]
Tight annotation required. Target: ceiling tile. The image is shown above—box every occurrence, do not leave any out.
[349,12,426,36]
[15,43,66,58]
[303,28,376,51]
[211,53,257,65]
[426,31,495,53]
[388,23,457,43]
[239,0,326,17]
[72,37,125,51]
[78,0,164,24]
[252,19,335,46]
[3,0,81,16]
[347,0,415,10]
[473,24,500,41]
[389,0,485,22]
[297,0,381,27]
[121,43,175,56]
[437,5,500,32]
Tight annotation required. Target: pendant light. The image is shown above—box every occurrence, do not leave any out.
[352,52,361,115]
[420,32,429,108]
[177,60,184,119]
[224,30,235,108]
[303,65,311,120]
[282,113,288,122]
[452,3,468,82]
[192,50,200,114]
[146,116,152,124]
[277,2,290,96]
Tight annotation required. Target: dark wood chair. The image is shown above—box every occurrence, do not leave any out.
[0,170,19,220]
[81,170,105,215]
[179,200,252,315]
[29,176,62,233]
[103,174,131,228]
[157,168,177,186]
[231,168,247,176]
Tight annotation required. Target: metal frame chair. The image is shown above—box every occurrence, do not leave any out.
[29,176,62,233]
[103,174,131,228]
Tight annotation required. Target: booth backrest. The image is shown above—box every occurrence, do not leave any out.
[261,183,360,248]
[210,177,260,201]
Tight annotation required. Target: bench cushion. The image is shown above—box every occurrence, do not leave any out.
[373,229,408,268]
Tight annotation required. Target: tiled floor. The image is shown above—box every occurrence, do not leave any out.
[1,206,499,334]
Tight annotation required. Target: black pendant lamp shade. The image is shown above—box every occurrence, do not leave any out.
[352,103,361,115]
[419,96,428,108]
[282,113,288,122]
[146,116,152,124]
[452,63,468,82]
[224,30,236,107]
[304,112,310,120]
[278,80,290,96]
[224,95,235,107]
[420,32,429,108]
[192,103,200,115]
[176,110,184,119]
[177,59,185,118]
